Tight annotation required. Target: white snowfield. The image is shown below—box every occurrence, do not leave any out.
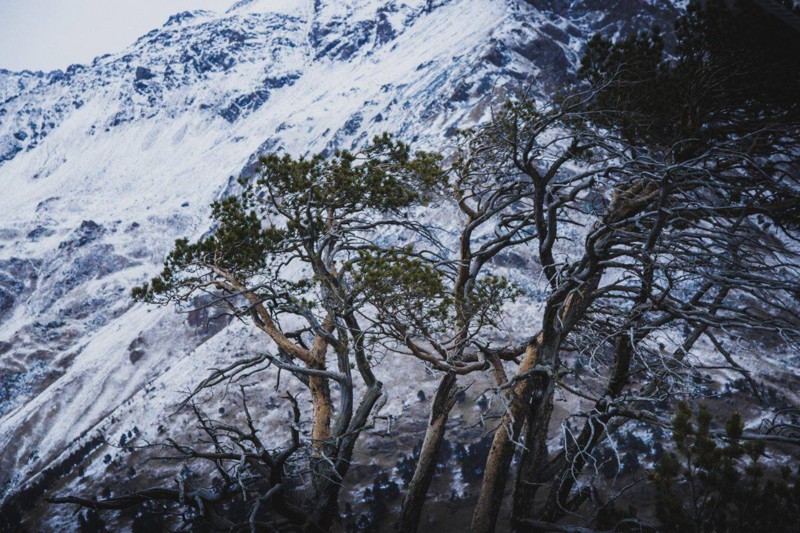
[0,0,680,515]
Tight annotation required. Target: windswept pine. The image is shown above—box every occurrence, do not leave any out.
[1,1,799,532]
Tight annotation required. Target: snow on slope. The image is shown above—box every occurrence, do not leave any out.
[0,0,681,524]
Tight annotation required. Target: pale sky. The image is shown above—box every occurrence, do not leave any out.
[0,0,235,72]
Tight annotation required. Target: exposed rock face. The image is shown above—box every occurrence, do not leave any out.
[0,1,682,529]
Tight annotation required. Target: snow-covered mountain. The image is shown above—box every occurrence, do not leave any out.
[0,0,680,528]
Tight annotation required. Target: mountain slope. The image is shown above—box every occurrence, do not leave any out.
[0,0,681,528]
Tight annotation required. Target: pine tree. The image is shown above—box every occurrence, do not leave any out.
[654,404,800,533]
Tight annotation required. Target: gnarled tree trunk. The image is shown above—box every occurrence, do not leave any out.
[397,372,458,532]
[472,339,541,533]
[511,376,555,529]
[473,279,600,532]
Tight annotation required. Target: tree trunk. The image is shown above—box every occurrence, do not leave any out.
[397,372,458,532]
[308,355,335,521]
[473,281,598,533]
[472,340,541,533]
[309,317,335,456]
[309,372,333,454]
[308,370,336,529]
[313,380,385,532]
[309,479,343,533]
[538,316,641,524]
[511,376,555,529]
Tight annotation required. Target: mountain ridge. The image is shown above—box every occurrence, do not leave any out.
[0,1,681,528]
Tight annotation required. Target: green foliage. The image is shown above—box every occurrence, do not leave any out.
[132,197,285,302]
[356,246,520,338]
[579,29,667,143]
[467,274,521,328]
[133,134,447,307]
[674,0,800,118]
[579,29,664,85]
[652,403,800,532]
[356,247,453,332]
[248,133,446,217]
[579,0,800,149]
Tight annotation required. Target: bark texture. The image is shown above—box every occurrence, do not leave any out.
[397,372,458,532]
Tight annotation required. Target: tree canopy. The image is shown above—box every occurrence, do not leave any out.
[53,2,800,532]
